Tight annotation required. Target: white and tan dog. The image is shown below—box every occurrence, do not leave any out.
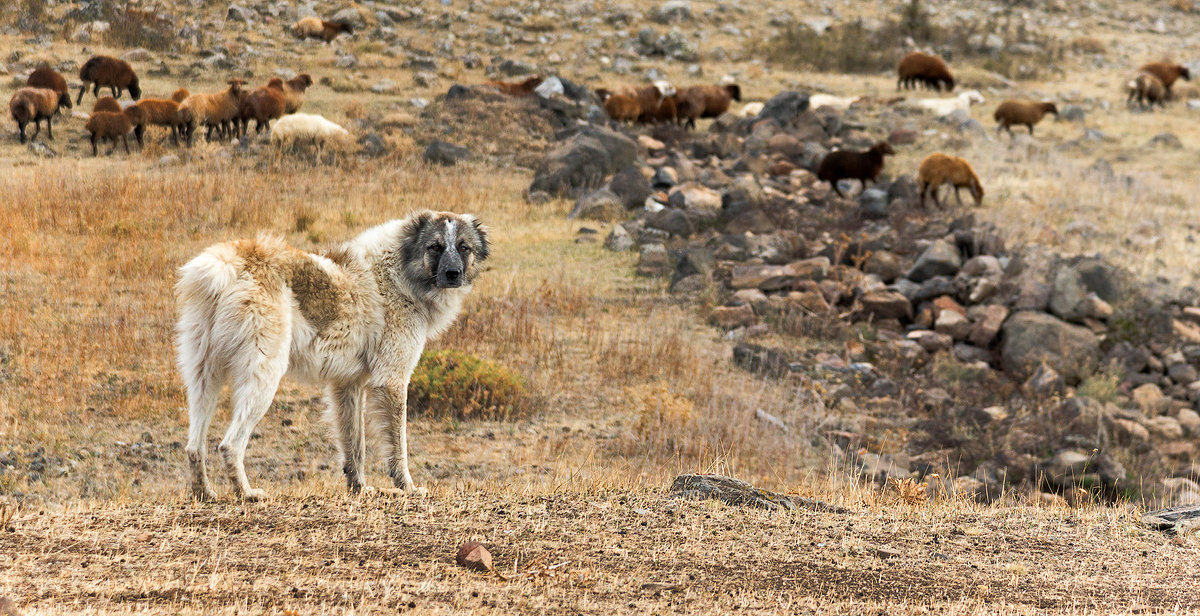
[175,210,489,500]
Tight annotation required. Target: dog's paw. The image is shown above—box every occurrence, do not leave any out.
[240,488,268,502]
[190,485,218,502]
[405,485,428,497]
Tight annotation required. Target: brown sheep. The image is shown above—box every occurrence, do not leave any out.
[130,97,186,146]
[93,96,122,113]
[238,77,287,136]
[1139,61,1190,97]
[9,87,71,143]
[603,93,642,123]
[292,16,353,42]
[84,107,145,155]
[485,76,543,97]
[993,100,1059,136]
[1127,72,1167,110]
[77,55,141,104]
[638,94,679,124]
[817,141,895,198]
[282,73,313,114]
[675,84,741,129]
[171,88,190,103]
[26,67,71,113]
[917,153,984,209]
[179,79,246,145]
[897,51,955,92]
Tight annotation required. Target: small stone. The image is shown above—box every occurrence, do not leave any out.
[1177,409,1200,436]
[636,244,671,277]
[860,290,912,321]
[423,140,470,166]
[908,240,961,282]
[1132,383,1167,415]
[968,304,1008,347]
[570,189,625,222]
[1145,415,1184,440]
[604,225,634,251]
[934,310,971,340]
[455,542,493,572]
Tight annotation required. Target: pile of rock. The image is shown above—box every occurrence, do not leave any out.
[530,88,1200,506]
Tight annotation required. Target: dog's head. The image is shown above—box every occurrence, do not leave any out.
[399,210,490,292]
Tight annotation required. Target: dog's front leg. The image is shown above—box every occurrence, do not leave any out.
[331,382,367,493]
[374,382,418,492]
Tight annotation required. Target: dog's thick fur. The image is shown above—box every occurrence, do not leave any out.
[176,210,489,500]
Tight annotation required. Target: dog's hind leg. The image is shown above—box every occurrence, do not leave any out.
[331,382,367,493]
[219,334,289,501]
[184,369,222,501]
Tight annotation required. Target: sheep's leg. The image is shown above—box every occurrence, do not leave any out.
[45,117,53,140]
[111,85,119,98]
[831,182,844,198]
[29,119,41,141]
[1028,124,1035,136]
[954,186,964,206]
[93,83,101,98]
[17,122,25,144]
[76,83,87,105]
[122,134,129,155]
[134,125,145,149]
[90,133,97,155]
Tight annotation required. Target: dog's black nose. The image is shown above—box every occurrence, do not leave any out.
[444,269,461,281]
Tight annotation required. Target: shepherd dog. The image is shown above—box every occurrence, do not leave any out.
[175,210,489,500]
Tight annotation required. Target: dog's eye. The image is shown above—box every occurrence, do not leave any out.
[427,243,443,253]
[457,242,470,254]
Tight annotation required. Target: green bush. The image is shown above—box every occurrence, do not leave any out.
[407,350,528,420]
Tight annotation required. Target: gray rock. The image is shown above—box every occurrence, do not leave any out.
[1059,105,1085,122]
[645,208,694,236]
[636,243,672,277]
[652,166,678,188]
[334,53,358,69]
[1049,266,1091,322]
[1001,311,1100,383]
[330,7,367,29]
[1150,132,1183,149]
[529,126,638,198]
[859,188,888,219]
[758,91,810,128]
[358,132,387,158]
[908,240,961,282]
[604,224,634,251]
[570,188,625,222]
[423,140,470,166]
[607,166,652,209]
[860,290,913,321]
[651,1,692,23]
[668,474,796,511]
[227,4,253,22]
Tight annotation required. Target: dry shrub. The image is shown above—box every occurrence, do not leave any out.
[1070,36,1106,54]
[103,3,177,51]
[408,350,528,420]
[344,100,368,120]
[629,382,696,449]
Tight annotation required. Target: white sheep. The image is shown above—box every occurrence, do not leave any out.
[809,93,862,111]
[270,112,350,147]
[737,101,764,118]
[652,79,676,98]
[902,89,984,116]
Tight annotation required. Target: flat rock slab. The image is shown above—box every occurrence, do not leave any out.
[668,474,848,513]
[1143,504,1200,532]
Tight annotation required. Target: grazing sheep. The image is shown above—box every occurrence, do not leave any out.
[817,141,895,198]
[917,153,984,209]
[675,83,742,129]
[599,82,674,117]
[238,77,287,136]
[178,79,246,145]
[897,51,955,92]
[84,107,144,155]
[9,87,71,143]
[26,67,71,114]
[903,90,984,116]
[809,93,861,111]
[282,73,313,114]
[270,112,350,148]
[638,94,679,124]
[77,55,141,104]
[485,76,543,97]
[292,16,353,42]
[1139,61,1190,97]
[130,96,186,146]
[993,100,1058,136]
[603,93,642,122]
[1127,72,1167,109]
[93,96,122,113]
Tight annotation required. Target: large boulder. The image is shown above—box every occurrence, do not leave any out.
[607,165,652,209]
[757,91,810,128]
[1001,311,1100,383]
[529,126,638,198]
[908,239,961,282]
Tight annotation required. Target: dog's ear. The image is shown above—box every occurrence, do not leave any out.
[398,210,435,264]
[463,214,490,261]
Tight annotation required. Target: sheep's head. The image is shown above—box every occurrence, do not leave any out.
[872,142,896,156]
[1043,102,1059,115]
[962,90,985,106]
[57,91,72,110]
[128,77,141,101]
[594,88,612,102]
[652,80,676,98]
[267,77,285,90]
[290,73,314,91]
[724,84,742,101]
[1181,66,1192,81]
[227,78,246,95]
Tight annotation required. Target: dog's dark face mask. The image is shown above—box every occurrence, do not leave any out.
[401,212,490,293]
